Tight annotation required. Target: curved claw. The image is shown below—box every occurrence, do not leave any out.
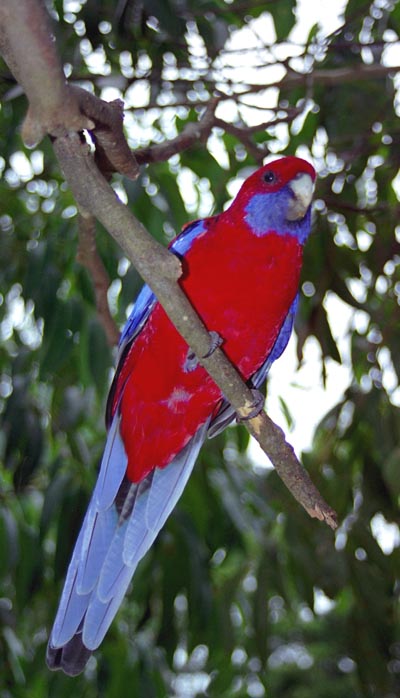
[202,330,223,359]
[237,388,265,422]
[184,331,223,373]
[184,349,198,373]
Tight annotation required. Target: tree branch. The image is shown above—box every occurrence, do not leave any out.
[69,86,139,180]
[112,62,400,105]
[134,108,303,168]
[0,0,88,144]
[0,0,138,179]
[135,98,219,164]
[76,212,121,347]
[0,0,338,529]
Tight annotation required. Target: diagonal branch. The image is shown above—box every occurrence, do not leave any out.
[0,0,337,529]
[135,98,219,164]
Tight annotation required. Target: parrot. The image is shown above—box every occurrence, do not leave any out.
[46,155,315,675]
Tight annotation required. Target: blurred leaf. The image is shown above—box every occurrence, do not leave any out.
[278,396,294,430]
[15,523,43,609]
[0,507,19,576]
[269,0,296,41]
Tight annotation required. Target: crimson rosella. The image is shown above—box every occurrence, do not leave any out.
[47,155,315,675]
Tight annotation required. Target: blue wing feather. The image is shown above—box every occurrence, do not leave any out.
[116,218,209,360]
[49,529,91,647]
[94,414,128,509]
[117,283,156,360]
[169,218,208,256]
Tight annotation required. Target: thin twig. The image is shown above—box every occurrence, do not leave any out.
[134,108,303,168]
[76,213,120,346]
[135,98,219,164]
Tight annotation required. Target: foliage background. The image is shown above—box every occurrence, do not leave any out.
[0,0,399,696]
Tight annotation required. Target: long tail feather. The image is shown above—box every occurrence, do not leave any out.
[47,415,209,674]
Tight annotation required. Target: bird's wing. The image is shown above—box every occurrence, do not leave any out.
[106,283,156,426]
[118,283,156,359]
[207,294,299,438]
[169,216,215,256]
[47,413,210,673]
[106,218,214,426]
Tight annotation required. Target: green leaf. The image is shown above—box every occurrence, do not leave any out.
[39,469,71,539]
[0,507,19,576]
[15,524,43,609]
[278,396,294,430]
[269,0,296,40]
[88,317,112,395]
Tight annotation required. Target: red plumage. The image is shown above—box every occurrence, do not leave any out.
[115,227,303,482]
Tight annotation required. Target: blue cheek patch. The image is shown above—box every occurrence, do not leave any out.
[244,188,312,244]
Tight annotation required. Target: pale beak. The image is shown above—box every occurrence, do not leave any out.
[287,173,314,221]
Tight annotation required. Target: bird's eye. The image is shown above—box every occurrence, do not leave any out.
[263,170,277,184]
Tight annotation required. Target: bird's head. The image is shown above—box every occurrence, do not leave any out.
[231,156,316,243]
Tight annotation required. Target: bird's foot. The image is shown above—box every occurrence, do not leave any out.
[237,388,265,421]
[202,330,223,358]
[184,331,223,373]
